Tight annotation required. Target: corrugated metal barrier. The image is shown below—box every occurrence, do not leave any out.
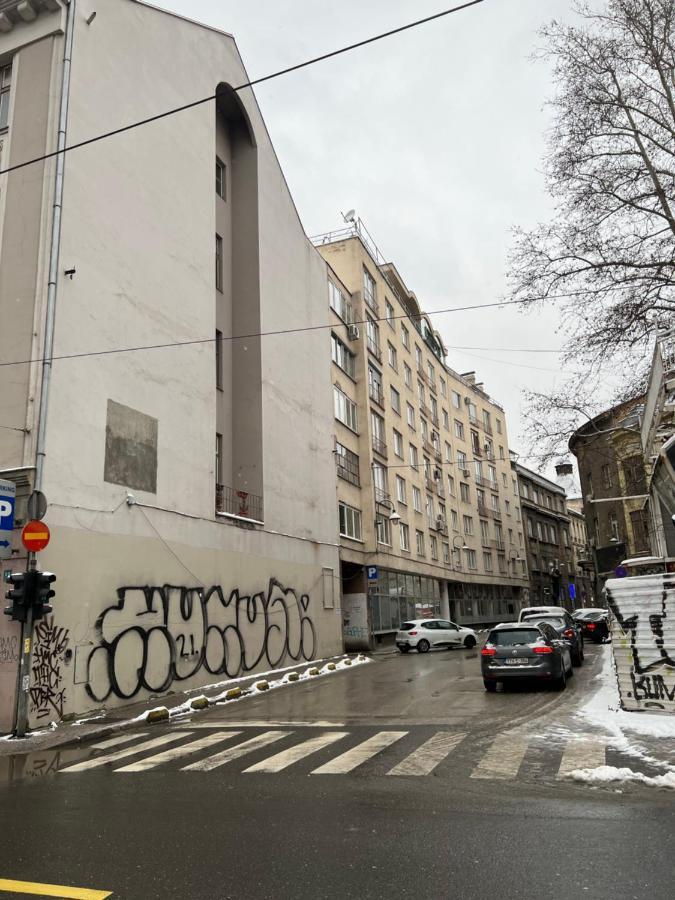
[605,573,675,713]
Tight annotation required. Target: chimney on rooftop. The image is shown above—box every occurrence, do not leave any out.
[461,371,476,385]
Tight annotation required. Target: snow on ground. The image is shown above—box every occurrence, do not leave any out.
[568,765,675,789]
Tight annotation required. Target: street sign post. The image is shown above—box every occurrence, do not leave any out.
[366,566,379,581]
[21,520,50,553]
[26,490,48,522]
[0,478,16,561]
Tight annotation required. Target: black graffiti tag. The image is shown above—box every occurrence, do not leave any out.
[29,617,70,721]
[86,578,316,702]
[606,575,675,676]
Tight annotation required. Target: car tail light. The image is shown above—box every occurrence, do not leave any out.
[586,622,595,630]
[533,645,553,654]
[563,628,575,638]
[408,631,418,636]
[481,647,496,656]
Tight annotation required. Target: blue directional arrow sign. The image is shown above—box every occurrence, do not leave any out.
[0,478,16,561]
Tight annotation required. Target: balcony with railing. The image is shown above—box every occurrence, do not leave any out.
[372,436,388,458]
[490,506,502,522]
[492,539,506,552]
[375,487,391,505]
[483,420,493,436]
[436,482,446,499]
[468,412,479,427]
[367,336,382,362]
[488,480,499,492]
[420,401,433,420]
[369,382,385,408]
[477,500,488,517]
[364,290,379,316]
[216,484,263,522]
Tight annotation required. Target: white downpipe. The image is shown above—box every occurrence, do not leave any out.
[34,0,77,492]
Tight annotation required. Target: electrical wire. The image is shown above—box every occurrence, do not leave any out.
[0,0,487,178]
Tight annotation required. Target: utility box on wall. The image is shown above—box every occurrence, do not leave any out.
[605,573,675,713]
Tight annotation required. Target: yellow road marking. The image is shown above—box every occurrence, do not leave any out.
[0,878,112,898]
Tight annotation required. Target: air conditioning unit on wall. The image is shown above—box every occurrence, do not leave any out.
[347,324,360,341]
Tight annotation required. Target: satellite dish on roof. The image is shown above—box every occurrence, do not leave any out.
[342,209,356,223]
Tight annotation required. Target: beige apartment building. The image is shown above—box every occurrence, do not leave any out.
[313,220,529,647]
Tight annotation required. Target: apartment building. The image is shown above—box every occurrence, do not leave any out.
[0,0,342,732]
[555,462,595,605]
[315,219,529,647]
[515,463,573,608]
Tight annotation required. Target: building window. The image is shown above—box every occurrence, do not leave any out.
[404,363,412,388]
[457,450,467,470]
[443,409,449,430]
[430,536,439,560]
[215,234,223,292]
[331,333,356,378]
[368,365,384,406]
[454,420,465,440]
[407,403,416,429]
[601,464,612,489]
[448,474,456,497]
[425,494,435,526]
[409,444,419,470]
[496,418,502,434]
[460,482,470,503]
[463,514,474,535]
[445,442,452,463]
[366,316,381,358]
[418,380,426,406]
[465,549,477,570]
[451,508,459,531]
[440,377,447,397]
[376,515,391,546]
[391,386,401,415]
[412,486,422,512]
[216,157,226,199]
[363,267,377,311]
[482,409,491,433]
[452,390,461,409]
[623,455,646,493]
[471,430,480,455]
[415,345,423,369]
[483,551,493,572]
[400,523,410,552]
[335,442,360,486]
[334,386,358,431]
[339,502,363,540]
[609,512,619,541]
[0,63,11,131]
[527,517,534,538]
[385,299,395,329]
[215,329,223,389]
[396,475,407,504]
[371,411,387,455]
[416,530,426,556]
[401,324,410,349]
[388,343,398,371]
[393,429,403,458]
[427,362,436,389]
[215,432,223,484]
[629,509,650,552]
[537,521,544,541]
[329,280,353,324]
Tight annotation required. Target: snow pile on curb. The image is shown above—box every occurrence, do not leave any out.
[567,765,675,789]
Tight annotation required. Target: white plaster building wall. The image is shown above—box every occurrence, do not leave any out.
[0,0,343,727]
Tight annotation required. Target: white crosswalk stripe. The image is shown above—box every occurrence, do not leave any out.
[182,730,290,772]
[90,733,149,750]
[312,731,407,775]
[61,732,188,772]
[243,732,348,773]
[471,734,528,780]
[557,738,606,778]
[387,731,467,776]
[116,732,241,772]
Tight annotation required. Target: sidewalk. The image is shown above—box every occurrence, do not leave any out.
[0,656,363,757]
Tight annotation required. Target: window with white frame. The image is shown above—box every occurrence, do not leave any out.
[215,234,223,292]
[430,535,438,559]
[385,299,395,328]
[331,333,356,378]
[390,386,401,415]
[465,548,477,570]
[537,521,544,541]
[457,450,467,469]
[400,522,410,551]
[333,386,358,431]
[454,420,465,440]
[427,362,436,388]
[339,502,362,540]
[393,429,403,458]
[407,403,416,429]
[418,380,426,405]
[373,462,388,503]
[363,267,377,310]
[440,377,447,397]
[396,475,407,504]
[366,316,380,354]
[328,280,352,324]
[415,345,422,368]
[376,515,391,546]
[371,411,386,451]
[443,541,450,564]
[447,474,456,496]
[404,363,412,388]
[409,444,419,470]
[425,494,435,526]
[412,485,422,512]
[416,530,425,556]
[496,418,502,434]
[460,482,470,503]
[388,343,398,371]
[451,508,459,531]
[483,551,493,572]
[452,390,461,409]
[0,63,12,131]
[445,442,452,462]
[335,441,360,486]
[216,157,226,199]
[401,324,410,349]
[463,514,474,535]
[443,409,449,430]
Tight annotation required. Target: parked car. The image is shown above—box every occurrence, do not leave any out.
[518,605,567,622]
[396,619,478,653]
[572,608,609,644]
[520,611,585,666]
[481,622,573,691]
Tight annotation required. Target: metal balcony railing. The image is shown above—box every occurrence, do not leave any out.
[372,437,388,458]
[375,488,391,505]
[369,383,385,408]
[216,484,263,522]
[364,291,379,316]
[367,336,382,362]
[492,539,506,552]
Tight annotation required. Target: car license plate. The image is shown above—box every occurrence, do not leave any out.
[505,658,528,665]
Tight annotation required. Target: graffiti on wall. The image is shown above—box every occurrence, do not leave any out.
[606,574,675,710]
[86,578,315,701]
[0,634,19,665]
[29,617,70,721]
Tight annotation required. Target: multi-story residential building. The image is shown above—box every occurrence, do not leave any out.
[569,397,650,592]
[555,462,595,606]
[641,328,675,558]
[316,219,528,646]
[515,463,572,608]
[0,0,343,733]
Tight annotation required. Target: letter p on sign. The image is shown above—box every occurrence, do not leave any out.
[0,500,12,520]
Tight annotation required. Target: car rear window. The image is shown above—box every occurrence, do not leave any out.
[523,615,564,628]
[399,623,416,631]
[488,629,541,646]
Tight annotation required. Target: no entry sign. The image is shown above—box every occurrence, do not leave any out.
[21,520,50,552]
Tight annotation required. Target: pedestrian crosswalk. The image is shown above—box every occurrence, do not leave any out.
[57,726,617,782]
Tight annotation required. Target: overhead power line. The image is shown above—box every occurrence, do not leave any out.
[0,296,540,370]
[0,0,487,177]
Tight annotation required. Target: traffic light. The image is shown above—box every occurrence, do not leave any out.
[33,571,56,621]
[4,571,35,623]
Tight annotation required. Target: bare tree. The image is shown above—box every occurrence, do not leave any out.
[508,0,675,462]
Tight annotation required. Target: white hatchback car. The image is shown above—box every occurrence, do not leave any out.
[396,619,478,653]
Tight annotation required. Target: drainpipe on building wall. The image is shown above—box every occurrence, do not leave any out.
[14,0,77,739]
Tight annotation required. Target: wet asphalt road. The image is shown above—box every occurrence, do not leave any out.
[1,644,674,899]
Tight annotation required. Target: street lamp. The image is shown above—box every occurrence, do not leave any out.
[452,535,468,569]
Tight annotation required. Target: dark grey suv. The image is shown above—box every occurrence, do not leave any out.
[521,612,585,666]
[481,622,573,692]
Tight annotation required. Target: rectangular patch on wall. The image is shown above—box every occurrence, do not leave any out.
[104,400,158,493]
[322,567,335,609]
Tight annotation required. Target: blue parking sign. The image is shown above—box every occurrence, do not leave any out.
[0,478,16,560]
[366,566,378,581]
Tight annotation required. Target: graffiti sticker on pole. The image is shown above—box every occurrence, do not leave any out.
[0,478,16,560]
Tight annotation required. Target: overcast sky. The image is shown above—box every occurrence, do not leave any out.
[162,0,576,473]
